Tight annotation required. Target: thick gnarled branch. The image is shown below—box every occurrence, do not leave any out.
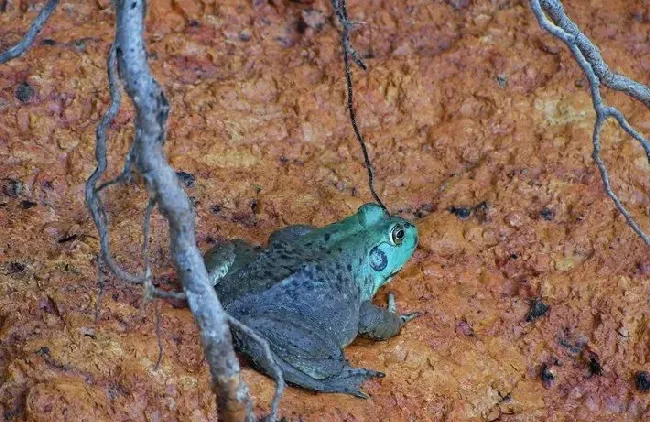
[112,1,254,420]
[2,0,285,419]
[530,0,650,247]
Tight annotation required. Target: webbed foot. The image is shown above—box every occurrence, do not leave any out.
[387,293,421,325]
[333,367,385,399]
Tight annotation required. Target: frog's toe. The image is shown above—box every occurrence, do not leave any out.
[342,367,385,379]
[349,389,370,399]
[337,367,385,398]
[387,294,420,325]
[400,312,421,324]
[387,293,396,313]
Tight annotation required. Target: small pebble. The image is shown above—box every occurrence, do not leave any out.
[587,353,603,376]
[635,371,650,392]
[541,364,555,389]
[20,200,37,209]
[525,299,550,323]
[540,207,554,221]
[1,179,23,197]
[15,82,35,103]
[449,206,471,219]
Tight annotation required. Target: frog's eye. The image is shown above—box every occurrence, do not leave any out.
[390,224,405,246]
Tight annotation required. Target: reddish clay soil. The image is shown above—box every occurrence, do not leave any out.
[2,0,650,420]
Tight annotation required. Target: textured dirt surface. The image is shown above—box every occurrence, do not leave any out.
[2,0,650,420]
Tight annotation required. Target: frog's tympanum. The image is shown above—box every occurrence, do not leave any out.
[203,203,418,398]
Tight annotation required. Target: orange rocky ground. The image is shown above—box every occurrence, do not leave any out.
[2,0,650,420]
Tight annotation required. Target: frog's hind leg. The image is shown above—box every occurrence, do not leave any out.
[231,314,384,398]
[203,239,260,286]
[273,360,385,399]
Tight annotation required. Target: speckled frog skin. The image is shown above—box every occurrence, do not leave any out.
[203,203,418,397]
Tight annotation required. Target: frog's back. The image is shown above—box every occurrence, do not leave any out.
[214,232,349,304]
[226,255,363,348]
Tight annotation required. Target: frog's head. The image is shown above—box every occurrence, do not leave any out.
[354,203,418,301]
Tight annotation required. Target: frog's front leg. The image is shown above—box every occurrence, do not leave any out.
[358,294,419,340]
[203,239,260,286]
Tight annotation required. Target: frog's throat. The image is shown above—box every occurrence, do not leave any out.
[358,273,397,302]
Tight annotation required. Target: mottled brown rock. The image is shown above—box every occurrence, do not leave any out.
[2,0,650,420]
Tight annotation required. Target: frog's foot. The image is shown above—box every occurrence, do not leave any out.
[358,295,420,340]
[387,293,421,325]
[267,357,384,399]
[333,368,385,399]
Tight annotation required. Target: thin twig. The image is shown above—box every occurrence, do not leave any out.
[151,287,186,300]
[530,0,650,247]
[142,197,155,273]
[97,145,135,192]
[331,0,367,70]
[94,256,105,323]
[136,198,169,373]
[154,300,164,369]
[331,0,386,210]
[228,316,284,422]
[85,43,148,284]
[0,0,60,64]
[140,197,156,316]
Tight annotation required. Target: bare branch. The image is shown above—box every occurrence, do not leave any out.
[530,0,650,247]
[330,0,386,210]
[0,0,60,64]
[537,0,650,109]
[150,287,186,301]
[112,1,255,420]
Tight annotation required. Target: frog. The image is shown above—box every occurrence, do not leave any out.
[203,203,419,398]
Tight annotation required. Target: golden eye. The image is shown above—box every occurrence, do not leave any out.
[390,225,405,245]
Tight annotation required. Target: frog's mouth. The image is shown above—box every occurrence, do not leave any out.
[386,267,402,281]
[379,270,401,291]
